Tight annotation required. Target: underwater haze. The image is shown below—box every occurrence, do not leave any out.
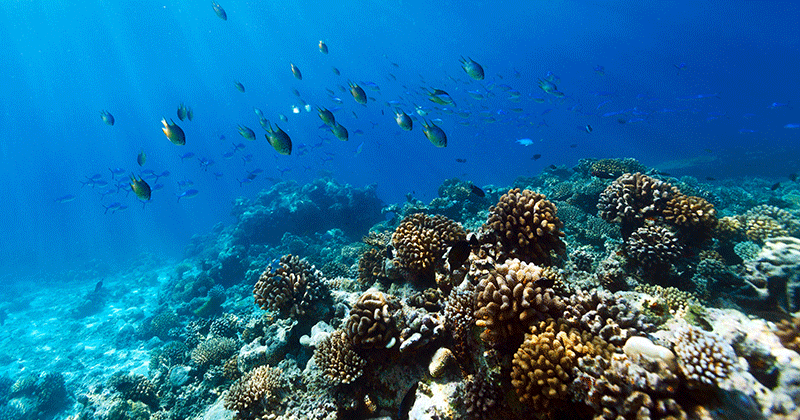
[1,0,798,275]
[4,1,800,420]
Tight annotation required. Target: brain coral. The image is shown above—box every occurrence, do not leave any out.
[626,224,683,269]
[224,365,283,418]
[597,173,678,237]
[474,258,565,345]
[314,330,366,384]
[482,188,566,265]
[391,213,466,281]
[510,318,613,412]
[672,325,737,389]
[344,290,399,349]
[253,254,329,317]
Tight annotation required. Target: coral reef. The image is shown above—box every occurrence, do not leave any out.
[253,254,330,317]
[482,188,566,265]
[672,324,738,389]
[597,172,678,237]
[391,213,466,283]
[314,330,366,384]
[344,290,400,349]
[224,365,283,419]
[625,224,683,269]
[510,318,614,412]
[474,258,565,345]
[744,205,800,243]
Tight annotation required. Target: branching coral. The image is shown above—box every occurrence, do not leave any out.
[191,336,237,368]
[224,365,283,419]
[597,172,678,236]
[626,224,683,269]
[444,285,477,371]
[743,205,800,242]
[482,188,566,265]
[344,290,400,349]
[253,254,329,317]
[510,318,614,412]
[672,325,737,389]
[474,258,565,345]
[391,213,466,281]
[562,288,654,346]
[314,330,366,384]
[663,193,717,243]
[108,373,159,409]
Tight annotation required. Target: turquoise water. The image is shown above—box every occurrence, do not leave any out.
[1,2,799,419]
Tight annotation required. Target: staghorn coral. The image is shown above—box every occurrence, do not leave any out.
[672,324,737,389]
[597,172,679,236]
[253,254,329,317]
[744,205,800,242]
[510,318,614,412]
[482,188,566,265]
[391,213,466,281]
[474,258,565,345]
[224,365,283,419]
[562,288,654,346]
[626,224,683,269]
[344,290,400,349]
[314,330,366,384]
[191,336,237,368]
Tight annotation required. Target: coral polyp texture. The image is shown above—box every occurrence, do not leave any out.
[597,172,678,235]
[253,254,329,316]
[510,318,613,412]
[344,290,399,349]
[483,188,566,265]
[224,365,283,419]
[391,213,466,280]
[743,204,800,242]
[672,325,737,389]
[314,330,366,384]
[625,224,683,269]
[474,258,565,345]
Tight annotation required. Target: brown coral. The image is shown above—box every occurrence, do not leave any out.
[673,325,737,389]
[314,330,366,384]
[474,258,565,345]
[776,315,800,353]
[344,290,399,349]
[663,194,717,243]
[357,247,400,284]
[483,188,566,265]
[224,365,283,418]
[590,158,648,179]
[253,254,329,317]
[597,173,678,237]
[391,213,466,282]
[626,224,683,269]
[510,318,613,412]
[744,205,799,242]
[191,336,237,368]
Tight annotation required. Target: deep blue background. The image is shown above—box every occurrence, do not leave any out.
[0,1,798,276]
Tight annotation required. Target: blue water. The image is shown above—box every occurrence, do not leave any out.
[0,0,798,275]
